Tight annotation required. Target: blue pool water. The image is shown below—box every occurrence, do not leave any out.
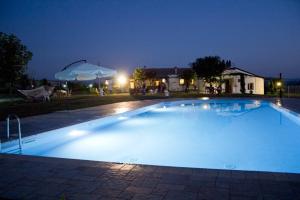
[2,99,300,173]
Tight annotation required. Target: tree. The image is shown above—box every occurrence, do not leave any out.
[133,67,146,88]
[240,74,245,94]
[19,74,31,89]
[190,56,231,90]
[41,78,50,86]
[180,69,197,92]
[145,70,156,87]
[0,32,33,93]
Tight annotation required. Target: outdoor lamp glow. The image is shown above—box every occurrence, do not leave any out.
[105,80,109,85]
[276,81,282,87]
[89,84,93,88]
[62,84,67,88]
[117,75,127,85]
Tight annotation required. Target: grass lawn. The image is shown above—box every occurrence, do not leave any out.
[0,92,276,120]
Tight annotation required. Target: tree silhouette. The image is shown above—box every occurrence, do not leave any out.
[133,67,146,88]
[0,32,32,93]
[180,69,197,92]
[145,70,156,87]
[240,74,245,94]
[190,56,231,94]
[190,56,231,85]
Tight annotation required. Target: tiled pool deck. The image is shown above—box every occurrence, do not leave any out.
[1,97,300,200]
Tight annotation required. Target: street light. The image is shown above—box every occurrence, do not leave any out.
[117,74,127,92]
[117,75,127,85]
[276,81,282,87]
[278,73,283,98]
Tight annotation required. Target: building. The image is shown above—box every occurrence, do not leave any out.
[131,66,264,94]
[221,67,264,95]
[129,67,195,92]
[143,67,194,92]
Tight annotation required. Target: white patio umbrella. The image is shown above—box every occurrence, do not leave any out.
[55,60,117,81]
[55,60,117,94]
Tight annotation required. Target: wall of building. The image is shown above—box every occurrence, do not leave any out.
[220,75,264,95]
[225,75,264,95]
[168,77,184,91]
[253,77,264,95]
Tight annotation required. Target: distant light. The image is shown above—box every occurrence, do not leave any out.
[201,97,209,100]
[130,81,135,89]
[62,84,67,88]
[162,78,166,83]
[89,84,93,88]
[105,80,109,85]
[276,81,282,87]
[117,74,127,85]
[69,130,87,137]
[179,79,184,85]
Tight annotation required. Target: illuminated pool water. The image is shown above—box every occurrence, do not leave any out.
[2,100,300,173]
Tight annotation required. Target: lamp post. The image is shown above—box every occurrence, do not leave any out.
[117,74,127,93]
[278,73,282,99]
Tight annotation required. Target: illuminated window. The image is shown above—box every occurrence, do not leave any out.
[162,78,166,83]
[155,81,160,86]
[179,79,184,85]
[191,79,194,85]
[130,81,134,89]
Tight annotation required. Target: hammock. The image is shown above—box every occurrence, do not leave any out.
[18,86,54,101]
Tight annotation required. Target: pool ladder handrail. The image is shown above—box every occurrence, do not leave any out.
[6,114,22,150]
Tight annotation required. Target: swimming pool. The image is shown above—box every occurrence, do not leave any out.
[2,99,300,173]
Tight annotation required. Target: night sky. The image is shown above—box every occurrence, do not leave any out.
[1,0,300,79]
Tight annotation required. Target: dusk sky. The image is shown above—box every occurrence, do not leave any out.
[1,0,300,79]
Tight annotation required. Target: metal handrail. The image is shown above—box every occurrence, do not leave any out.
[6,114,22,149]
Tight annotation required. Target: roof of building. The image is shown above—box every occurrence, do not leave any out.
[143,67,191,78]
[136,66,264,79]
[223,67,264,78]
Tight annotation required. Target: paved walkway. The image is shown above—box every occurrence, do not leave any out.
[0,97,300,200]
[1,154,300,200]
[280,98,300,114]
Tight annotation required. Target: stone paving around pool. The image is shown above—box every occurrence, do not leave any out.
[1,97,300,199]
[0,154,300,200]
